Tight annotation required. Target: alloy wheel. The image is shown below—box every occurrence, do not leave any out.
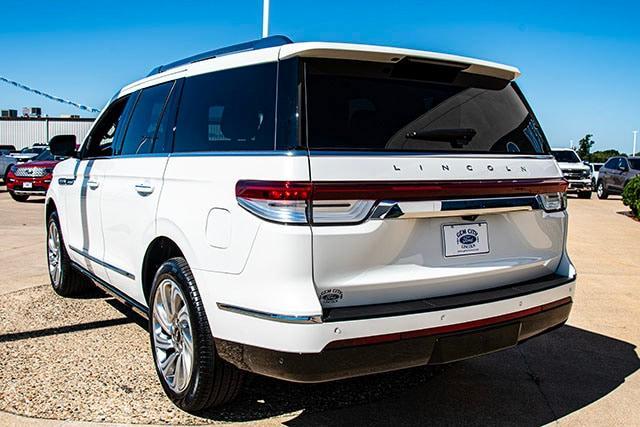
[152,278,194,393]
[47,221,62,287]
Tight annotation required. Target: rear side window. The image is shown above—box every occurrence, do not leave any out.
[304,59,550,154]
[118,81,174,156]
[173,63,277,152]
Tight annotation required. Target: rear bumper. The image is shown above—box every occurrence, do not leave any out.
[10,189,47,196]
[207,271,576,381]
[216,297,572,382]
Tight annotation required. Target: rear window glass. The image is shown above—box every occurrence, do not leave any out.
[304,59,549,154]
[551,150,580,163]
[174,63,277,152]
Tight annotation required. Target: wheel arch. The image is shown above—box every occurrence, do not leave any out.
[141,236,185,304]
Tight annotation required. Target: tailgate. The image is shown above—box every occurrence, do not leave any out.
[309,156,566,308]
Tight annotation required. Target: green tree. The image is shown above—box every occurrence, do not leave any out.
[577,134,595,161]
[590,149,627,163]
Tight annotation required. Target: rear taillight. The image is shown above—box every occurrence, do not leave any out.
[235,181,374,225]
[236,179,568,225]
[235,181,312,224]
[537,192,567,212]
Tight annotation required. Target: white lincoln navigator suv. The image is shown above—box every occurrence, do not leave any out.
[46,36,575,412]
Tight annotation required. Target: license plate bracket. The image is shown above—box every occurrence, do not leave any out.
[442,222,489,257]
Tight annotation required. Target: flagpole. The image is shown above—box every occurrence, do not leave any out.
[262,0,270,38]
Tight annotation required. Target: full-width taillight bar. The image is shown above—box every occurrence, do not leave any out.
[235,178,569,224]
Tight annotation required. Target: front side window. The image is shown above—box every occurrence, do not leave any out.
[619,158,629,170]
[604,158,618,169]
[628,158,640,170]
[118,81,174,156]
[173,63,277,152]
[82,95,133,158]
[304,59,550,155]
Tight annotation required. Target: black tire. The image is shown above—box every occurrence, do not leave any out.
[149,257,243,412]
[578,191,592,199]
[47,211,89,296]
[10,192,29,202]
[596,181,609,199]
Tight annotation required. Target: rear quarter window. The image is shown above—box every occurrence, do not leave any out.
[173,63,277,153]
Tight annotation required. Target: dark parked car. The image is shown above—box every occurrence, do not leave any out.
[596,156,640,199]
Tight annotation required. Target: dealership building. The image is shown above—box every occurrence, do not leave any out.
[0,109,94,150]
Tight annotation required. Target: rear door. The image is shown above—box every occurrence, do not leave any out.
[100,81,178,304]
[302,58,567,308]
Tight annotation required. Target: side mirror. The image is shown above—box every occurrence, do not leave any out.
[619,165,628,172]
[49,135,76,158]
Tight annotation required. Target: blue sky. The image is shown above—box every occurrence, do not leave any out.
[1,0,639,153]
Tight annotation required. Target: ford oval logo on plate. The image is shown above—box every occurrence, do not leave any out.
[459,234,477,245]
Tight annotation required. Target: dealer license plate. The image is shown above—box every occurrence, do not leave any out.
[442,222,489,257]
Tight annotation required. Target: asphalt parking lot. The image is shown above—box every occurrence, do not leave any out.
[0,188,638,426]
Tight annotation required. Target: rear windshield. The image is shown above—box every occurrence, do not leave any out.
[551,150,580,163]
[304,59,549,155]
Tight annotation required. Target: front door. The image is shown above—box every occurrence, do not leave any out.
[63,95,135,281]
[100,80,177,304]
[63,157,110,280]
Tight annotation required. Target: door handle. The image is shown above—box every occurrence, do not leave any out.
[87,180,100,189]
[134,183,154,195]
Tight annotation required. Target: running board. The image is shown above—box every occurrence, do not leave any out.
[71,261,149,319]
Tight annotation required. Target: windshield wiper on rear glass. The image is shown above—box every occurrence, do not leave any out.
[405,128,477,148]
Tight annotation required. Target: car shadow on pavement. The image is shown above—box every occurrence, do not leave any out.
[0,317,133,344]
[191,325,639,426]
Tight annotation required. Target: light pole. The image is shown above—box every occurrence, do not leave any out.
[633,130,638,157]
[262,0,270,38]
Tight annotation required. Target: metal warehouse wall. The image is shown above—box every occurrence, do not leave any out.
[0,119,94,150]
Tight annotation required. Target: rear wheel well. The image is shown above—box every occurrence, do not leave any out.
[142,237,184,303]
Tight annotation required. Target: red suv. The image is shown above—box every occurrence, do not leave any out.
[5,149,62,202]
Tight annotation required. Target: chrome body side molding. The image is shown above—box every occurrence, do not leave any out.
[69,245,136,280]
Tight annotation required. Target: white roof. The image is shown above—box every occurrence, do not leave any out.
[119,41,520,97]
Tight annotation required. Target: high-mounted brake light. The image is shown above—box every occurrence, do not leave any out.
[235,179,568,225]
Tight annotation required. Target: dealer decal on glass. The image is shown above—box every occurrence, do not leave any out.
[442,222,490,257]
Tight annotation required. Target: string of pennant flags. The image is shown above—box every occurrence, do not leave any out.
[0,75,100,114]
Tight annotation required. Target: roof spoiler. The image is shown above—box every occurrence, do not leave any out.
[147,35,293,76]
